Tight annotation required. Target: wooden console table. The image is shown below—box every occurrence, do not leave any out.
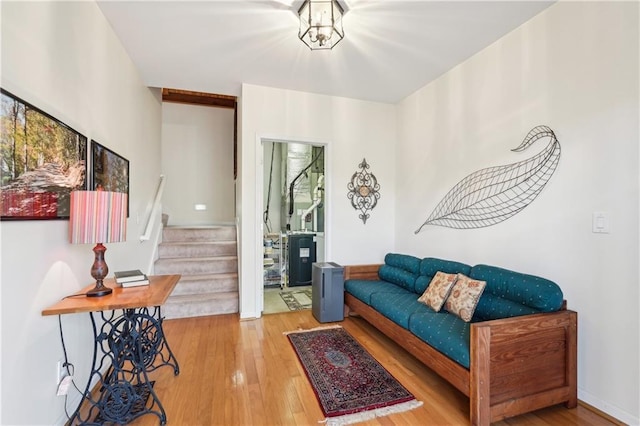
[43,274,181,425]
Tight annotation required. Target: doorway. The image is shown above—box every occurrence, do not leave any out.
[161,88,237,225]
[262,141,326,314]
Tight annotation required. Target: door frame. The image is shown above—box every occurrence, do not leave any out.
[254,134,332,315]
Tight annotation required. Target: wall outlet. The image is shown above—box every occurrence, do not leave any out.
[56,360,67,385]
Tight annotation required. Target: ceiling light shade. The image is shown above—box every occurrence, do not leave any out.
[298,0,344,50]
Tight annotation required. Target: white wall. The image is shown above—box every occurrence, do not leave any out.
[396,2,639,423]
[161,103,234,225]
[239,84,396,318]
[0,2,162,424]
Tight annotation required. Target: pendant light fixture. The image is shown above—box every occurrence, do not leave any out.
[298,0,345,50]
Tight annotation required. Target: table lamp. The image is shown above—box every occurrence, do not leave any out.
[69,190,127,297]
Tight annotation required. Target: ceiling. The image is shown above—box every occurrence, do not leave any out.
[97,0,554,104]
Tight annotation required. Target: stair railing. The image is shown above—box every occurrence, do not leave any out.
[140,175,165,242]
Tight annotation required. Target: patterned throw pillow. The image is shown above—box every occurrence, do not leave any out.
[445,274,487,322]
[417,271,458,312]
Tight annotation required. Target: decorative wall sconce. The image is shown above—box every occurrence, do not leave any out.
[347,158,380,224]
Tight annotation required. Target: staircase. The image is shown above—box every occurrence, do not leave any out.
[154,225,239,319]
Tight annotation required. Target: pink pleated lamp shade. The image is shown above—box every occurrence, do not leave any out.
[69,191,127,245]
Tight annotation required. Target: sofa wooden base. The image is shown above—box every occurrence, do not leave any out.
[344,266,577,426]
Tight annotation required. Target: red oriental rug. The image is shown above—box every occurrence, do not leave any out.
[286,325,422,425]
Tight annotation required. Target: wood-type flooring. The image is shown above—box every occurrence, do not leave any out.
[123,310,618,426]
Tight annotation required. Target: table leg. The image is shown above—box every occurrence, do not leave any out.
[68,307,179,425]
[131,306,180,376]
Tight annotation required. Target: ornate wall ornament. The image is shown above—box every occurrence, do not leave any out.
[415,125,561,232]
[347,158,381,224]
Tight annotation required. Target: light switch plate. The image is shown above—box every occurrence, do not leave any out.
[592,212,611,233]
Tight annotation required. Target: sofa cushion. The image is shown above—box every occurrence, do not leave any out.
[385,253,421,275]
[344,279,409,305]
[415,258,472,294]
[470,264,563,317]
[417,271,458,312]
[378,265,417,292]
[370,291,429,329]
[473,294,539,321]
[444,274,486,322]
[409,310,471,369]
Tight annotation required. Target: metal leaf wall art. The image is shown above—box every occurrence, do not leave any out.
[415,125,561,232]
[347,158,380,224]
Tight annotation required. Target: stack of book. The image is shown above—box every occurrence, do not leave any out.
[114,269,150,287]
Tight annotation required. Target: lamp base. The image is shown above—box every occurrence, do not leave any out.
[86,283,113,297]
[87,243,112,297]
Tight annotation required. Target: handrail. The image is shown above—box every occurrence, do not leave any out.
[140,175,165,242]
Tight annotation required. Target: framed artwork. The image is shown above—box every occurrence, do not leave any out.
[0,88,87,220]
[91,140,129,216]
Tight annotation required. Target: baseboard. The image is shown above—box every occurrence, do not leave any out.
[240,310,260,319]
[579,389,639,425]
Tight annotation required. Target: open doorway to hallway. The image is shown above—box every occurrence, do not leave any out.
[161,89,237,226]
[262,141,326,314]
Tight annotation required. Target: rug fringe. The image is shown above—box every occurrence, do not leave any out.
[320,399,423,426]
[283,324,343,335]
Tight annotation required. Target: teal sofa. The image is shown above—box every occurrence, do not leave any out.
[344,253,577,426]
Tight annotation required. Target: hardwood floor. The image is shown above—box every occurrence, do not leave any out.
[129,311,618,426]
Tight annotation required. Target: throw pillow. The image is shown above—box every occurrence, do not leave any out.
[417,271,458,312]
[445,274,487,322]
